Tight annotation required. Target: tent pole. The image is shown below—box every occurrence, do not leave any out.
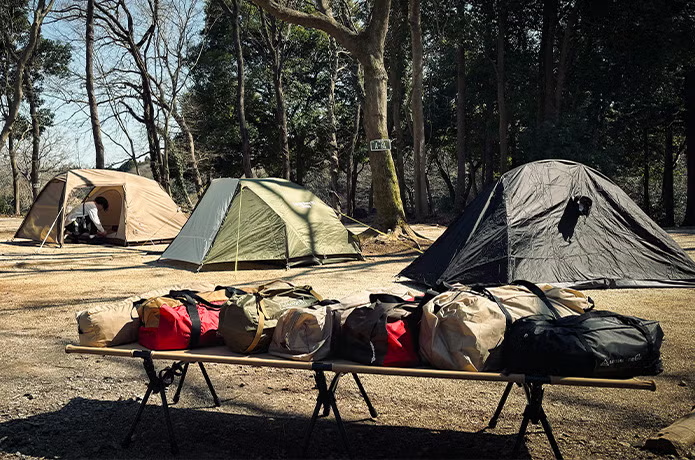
[37,207,64,253]
[234,189,242,273]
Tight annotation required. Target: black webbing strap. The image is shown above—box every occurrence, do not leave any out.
[180,294,202,348]
[214,286,248,297]
[472,286,513,331]
[511,280,560,319]
[167,290,224,348]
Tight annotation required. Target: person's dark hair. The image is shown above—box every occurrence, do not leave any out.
[94,196,109,211]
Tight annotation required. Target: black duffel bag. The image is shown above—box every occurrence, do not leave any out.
[502,281,664,378]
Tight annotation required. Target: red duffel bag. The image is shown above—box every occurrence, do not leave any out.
[137,289,236,350]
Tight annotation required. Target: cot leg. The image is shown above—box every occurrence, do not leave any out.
[159,386,179,454]
[198,362,221,407]
[122,355,179,454]
[512,383,563,460]
[352,373,378,418]
[302,370,353,458]
[488,382,515,429]
[172,362,189,404]
[322,373,343,417]
[122,386,153,448]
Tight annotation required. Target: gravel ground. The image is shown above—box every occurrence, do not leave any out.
[0,216,693,459]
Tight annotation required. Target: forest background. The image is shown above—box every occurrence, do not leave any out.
[1,0,694,231]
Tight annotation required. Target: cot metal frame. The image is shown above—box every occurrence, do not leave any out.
[65,345,655,459]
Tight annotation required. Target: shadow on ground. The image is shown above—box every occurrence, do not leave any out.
[0,397,528,459]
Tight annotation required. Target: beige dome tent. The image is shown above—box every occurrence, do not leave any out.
[15,169,188,246]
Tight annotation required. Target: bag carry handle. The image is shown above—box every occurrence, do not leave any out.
[168,290,224,310]
[214,286,248,298]
[471,286,513,332]
[243,296,269,354]
[511,280,561,319]
[588,310,655,357]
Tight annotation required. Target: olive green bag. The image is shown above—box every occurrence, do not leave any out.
[219,280,324,354]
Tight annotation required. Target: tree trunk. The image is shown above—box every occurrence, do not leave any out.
[272,56,291,180]
[455,44,467,211]
[684,69,695,225]
[387,3,408,212]
[230,0,254,178]
[25,73,41,199]
[409,0,427,219]
[363,60,407,230]
[247,0,407,231]
[86,0,105,168]
[8,135,21,215]
[327,37,340,210]
[643,128,651,216]
[496,0,509,174]
[663,123,675,227]
[434,152,455,203]
[171,107,204,196]
[347,64,363,217]
[0,0,53,148]
[552,0,579,122]
[538,0,558,125]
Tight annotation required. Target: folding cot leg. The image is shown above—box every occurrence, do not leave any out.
[122,354,179,454]
[198,362,221,407]
[352,373,378,418]
[172,362,189,404]
[322,373,343,416]
[171,362,220,407]
[512,383,563,460]
[488,381,515,429]
[302,370,353,458]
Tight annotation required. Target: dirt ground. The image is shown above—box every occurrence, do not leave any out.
[0,216,694,460]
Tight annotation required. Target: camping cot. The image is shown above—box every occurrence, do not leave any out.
[15,169,187,246]
[65,343,656,459]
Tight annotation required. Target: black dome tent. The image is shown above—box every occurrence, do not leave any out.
[400,159,695,289]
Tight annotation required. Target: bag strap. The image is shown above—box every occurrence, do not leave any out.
[511,280,560,319]
[257,285,323,301]
[214,286,248,298]
[588,310,655,356]
[471,286,513,331]
[168,290,223,310]
[243,296,269,354]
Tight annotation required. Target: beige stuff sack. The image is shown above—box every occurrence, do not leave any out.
[419,284,592,371]
[76,283,220,347]
[269,304,336,361]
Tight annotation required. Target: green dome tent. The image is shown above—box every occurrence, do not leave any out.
[160,178,362,269]
[400,159,695,289]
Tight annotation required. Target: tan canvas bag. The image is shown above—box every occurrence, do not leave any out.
[269,305,334,361]
[419,284,591,371]
[76,283,222,347]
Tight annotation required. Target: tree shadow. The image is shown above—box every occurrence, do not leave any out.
[0,397,528,459]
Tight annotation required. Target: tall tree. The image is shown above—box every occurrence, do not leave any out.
[95,0,167,188]
[409,0,427,218]
[495,0,509,173]
[256,9,292,180]
[0,0,54,148]
[684,69,695,225]
[247,0,409,232]
[662,122,674,227]
[454,43,467,210]
[85,0,105,168]
[219,0,254,178]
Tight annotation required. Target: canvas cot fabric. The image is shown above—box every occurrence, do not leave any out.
[15,169,187,245]
[400,159,695,289]
[160,177,362,267]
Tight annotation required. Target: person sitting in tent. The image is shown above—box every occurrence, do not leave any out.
[64,196,109,243]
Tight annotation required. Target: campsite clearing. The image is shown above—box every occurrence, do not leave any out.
[0,216,694,459]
